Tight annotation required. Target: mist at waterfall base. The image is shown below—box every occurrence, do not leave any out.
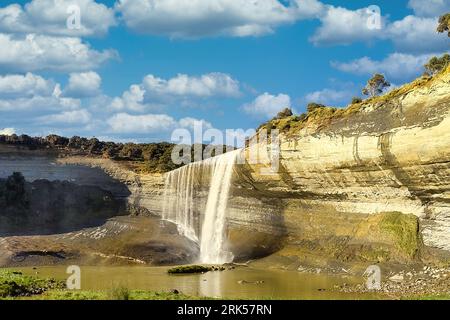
[162,149,242,264]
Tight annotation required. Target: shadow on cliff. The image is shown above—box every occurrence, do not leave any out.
[0,171,132,236]
[226,161,290,262]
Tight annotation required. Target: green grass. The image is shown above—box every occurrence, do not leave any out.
[0,270,64,298]
[22,289,207,300]
[402,294,450,300]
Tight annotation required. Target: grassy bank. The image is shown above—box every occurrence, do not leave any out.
[0,270,205,300]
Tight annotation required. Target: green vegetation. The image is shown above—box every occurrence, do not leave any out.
[424,53,450,76]
[437,13,450,37]
[362,74,391,97]
[0,133,235,173]
[257,65,450,136]
[0,270,207,300]
[379,212,422,259]
[0,270,64,298]
[167,265,212,274]
[30,290,206,300]
[0,172,28,211]
[275,107,293,119]
[108,285,131,300]
[403,294,450,301]
[351,97,363,104]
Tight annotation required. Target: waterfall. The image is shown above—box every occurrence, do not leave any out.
[162,149,241,264]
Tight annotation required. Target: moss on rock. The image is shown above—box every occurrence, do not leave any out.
[379,212,422,259]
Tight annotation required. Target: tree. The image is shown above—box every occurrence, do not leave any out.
[5,172,27,206]
[275,107,293,119]
[362,74,390,97]
[424,53,450,76]
[437,13,450,37]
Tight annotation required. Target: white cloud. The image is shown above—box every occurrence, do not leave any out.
[143,73,240,97]
[0,0,116,37]
[311,4,448,54]
[385,15,449,53]
[37,109,92,125]
[331,52,436,80]
[0,73,81,112]
[0,73,55,99]
[408,0,450,17]
[107,113,178,134]
[110,72,241,112]
[310,6,385,46]
[179,117,213,130]
[116,0,324,38]
[305,88,354,105]
[0,128,15,135]
[64,71,101,98]
[0,95,81,112]
[0,33,117,72]
[106,113,219,135]
[242,92,291,119]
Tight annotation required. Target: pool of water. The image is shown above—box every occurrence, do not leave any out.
[15,266,381,300]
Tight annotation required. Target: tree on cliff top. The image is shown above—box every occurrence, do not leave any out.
[437,13,450,37]
[424,53,450,76]
[362,74,390,98]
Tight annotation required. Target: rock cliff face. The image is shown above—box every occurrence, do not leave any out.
[0,69,449,268]
[225,68,450,265]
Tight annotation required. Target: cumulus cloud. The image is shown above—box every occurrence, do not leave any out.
[143,73,240,97]
[0,73,55,99]
[110,72,241,112]
[408,0,450,17]
[331,52,436,80]
[0,33,117,72]
[0,73,81,113]
[0,128,15,135]
[0,0,116,37]
[310,6,385,46]
[178,117,213,130]
[242,92,291,119]
[107,113,177,134]
[305,88,355,106]
[385,15,449,53]
[37,109,92,125]
[310,4,448,54]
[64,72,102,98]
[106,112,217,137]
[116,0,324,38]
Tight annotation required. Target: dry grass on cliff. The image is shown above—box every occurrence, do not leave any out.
[263,65,450,136]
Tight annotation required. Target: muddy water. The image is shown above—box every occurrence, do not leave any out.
[17,266,381,300]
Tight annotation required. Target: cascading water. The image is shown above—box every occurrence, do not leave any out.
[162,149,242,264]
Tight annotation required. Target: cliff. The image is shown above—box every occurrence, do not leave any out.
[0,68,449,269]
[225,67,450,266]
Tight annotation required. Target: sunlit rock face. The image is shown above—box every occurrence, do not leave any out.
[224,69,450,263]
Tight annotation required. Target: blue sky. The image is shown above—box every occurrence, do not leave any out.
[0,0,448,144]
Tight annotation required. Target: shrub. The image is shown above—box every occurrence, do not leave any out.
[306,103,326,113]
[108,286,131,300]
[351,97,363,104]
[275,107,293,119]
